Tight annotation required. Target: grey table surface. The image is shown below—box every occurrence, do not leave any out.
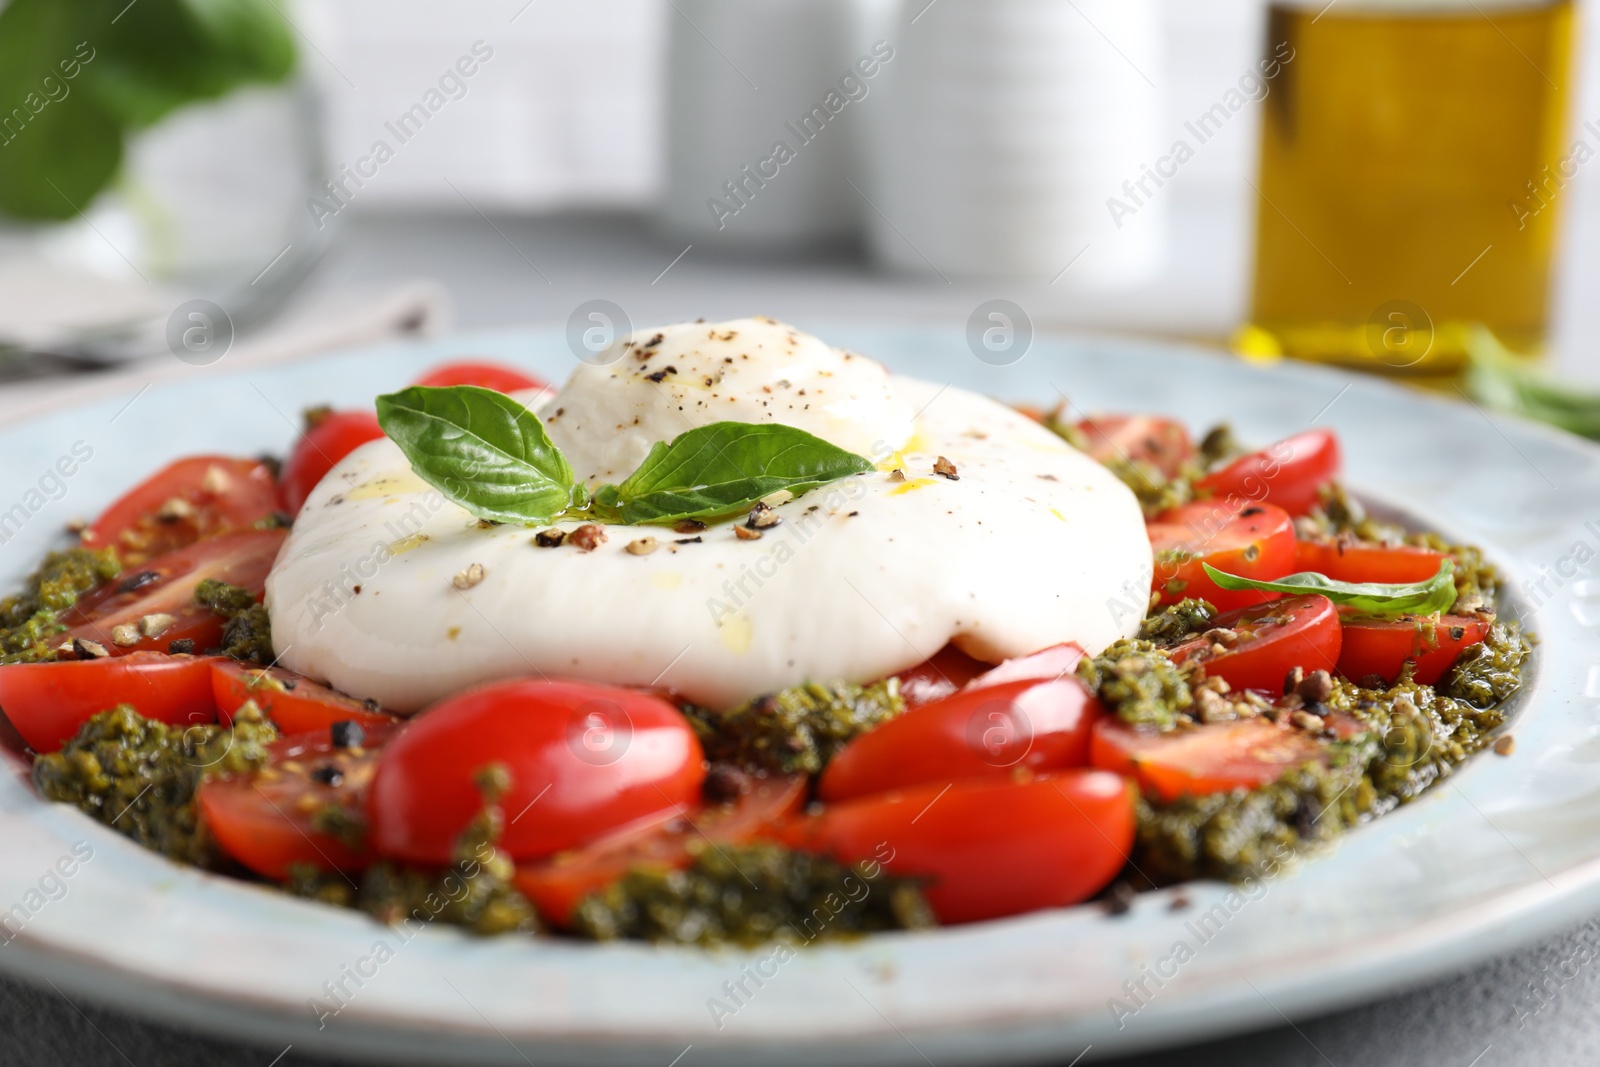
[3,206,1599,1067]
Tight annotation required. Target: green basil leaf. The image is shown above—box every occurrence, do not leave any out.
[602,422,875,525]
[1201,560,1458,617]
[1467,326,1600,440]
[375,385,583,525]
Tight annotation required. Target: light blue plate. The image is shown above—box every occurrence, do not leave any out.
[0,324,1595,1065]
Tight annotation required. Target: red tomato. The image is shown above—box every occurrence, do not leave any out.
[82,456,280,566]
[367,679,705,864]
[788,772,1134,924]
[514,775,807,927]
[1337,613,1491,686]
[1091,717,1329,802]
[198,722,399,880]
[412,361,549,394]
[1168,595,1342,693]
[1294,538,1449,585]
[966,643,1085,690]
[818,677,1102,802]
[58,530,286,657]
[1196,429,1342,517]
[279,411,385,517]
[1147,501,1297,610]
[211,661,396,735]
[1075,415,1194,479]
[0,651,217,753]
[893,645,991,707]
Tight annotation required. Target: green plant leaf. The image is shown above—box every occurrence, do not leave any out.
[598,422,875,526]
[375,386,585,525]
[1201,561,1458,617]
[1467,326,1600,440]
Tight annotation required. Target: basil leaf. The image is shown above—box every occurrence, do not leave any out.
[375,385,584,525]
[600,422,874,525]
[1201,560,1458,617]
[1467,326,1600,440]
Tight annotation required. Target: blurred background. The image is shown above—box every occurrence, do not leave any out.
[0,0,1597,417]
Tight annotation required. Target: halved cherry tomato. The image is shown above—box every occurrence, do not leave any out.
[1294,538,1449,585]
[1196,428,1341,517]
[279,410,385,517]
[1091,717,1328,802]
[893,645,991,707]
[1147,500,1297,610]
[198,721,400,880]
[211,661,396,735]
[0,651,217,753]
[818,677,1102,802]
[514,775,807,927]
[58,530,286,657]
[966,643,1085,690]
[367,679,705,864]
[1075,415,1194,479]
[1168,595,1342,693]
[412,361,549,394]
[82,456,280,566]
[1337,612,1491,686]
[786,771,1134,924]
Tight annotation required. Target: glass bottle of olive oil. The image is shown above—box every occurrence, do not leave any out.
[1246,0,1575,375]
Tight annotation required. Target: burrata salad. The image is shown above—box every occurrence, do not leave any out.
[1,318,1530,944]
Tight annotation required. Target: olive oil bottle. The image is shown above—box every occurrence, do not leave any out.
[1246,0,1575,375]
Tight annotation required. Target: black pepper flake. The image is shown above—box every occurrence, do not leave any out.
[1102,881,1137,916]
[167,638,197,655]
[362,698,381,712]
[675,536,703,545]
[644,366,676,383]
[280,678,298,691]
[310,765,345,787]
[1449,625,1465,641]
[330,721,366,749]
[847,511,860,517]
[117,570,163,594]
[1240,506,1265,517]
[352,585,362,595]
[534,529,567,548]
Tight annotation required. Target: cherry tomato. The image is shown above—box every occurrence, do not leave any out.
[0,651,217,753]
[1075,415,1194,479]
[1168,595,1342,693]
[818,677,1102,802]
[58,530,286,657]
[893,645,991,707]
[198,722,399,880]
[1337,612,1491,686]
[279,411,385,517]
[1294,538,1449,585]
[787,772,1135,924]
[1147,501,1297,610]
[367,679,704,865]
[82,456,280,567]
[514,775,807,928]
[966,642,1085,690]
[211,661,396,735]
[1091,717,1329,802]
[412,361,549,394]
[1196,429,1341,517]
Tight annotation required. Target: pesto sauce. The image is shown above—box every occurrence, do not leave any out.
[0,547,120,663]
[195,578,274,664]
[1077,639,1199,731]
[684,679,904,775]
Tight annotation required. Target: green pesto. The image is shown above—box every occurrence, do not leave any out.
[0,547,120,663]
[32,703,277,866]
[288,764,537,937]
[1138,598,1217,644]
[1196,423,1243,468]
[195,578,274,664]
[1076,639,1197,731]
[684,679,904,775]
[1045,415,1238,520]
[572,841,936,946]
[1442,621,1532,707]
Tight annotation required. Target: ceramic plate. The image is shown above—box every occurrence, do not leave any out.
[1,325,1595,1065]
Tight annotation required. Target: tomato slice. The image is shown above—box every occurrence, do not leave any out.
[787,771,1134,924]
[1336,612,1491,686]
[58,530,286,657]
[1195,429,1341,518]
[1294,538,1449,585]
[0,651,217,753]
[965,642,1085,690]
[1091,717,1329,802]
[1147,500,1297,610]
[818,677,1102,802]
[279,410,386,517]
[513,774,807,928]
[81,456,280,567]
[367,679,705,864]
[211,661,396,735]
[1168,595,1342,693]
[198,722,399,880]
[893,644,991,707]
[1075,415,1194,478]
[412,361,549,394]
